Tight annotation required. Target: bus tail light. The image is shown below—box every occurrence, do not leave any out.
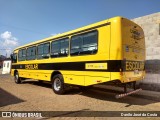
[120,69,123,76]
[96,80,102,83]
[120,72,123,76]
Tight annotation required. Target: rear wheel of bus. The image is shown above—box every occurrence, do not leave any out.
[52,74,65,95]
[14,71,21,84]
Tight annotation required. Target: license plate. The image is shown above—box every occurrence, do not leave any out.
[134,70,139,74]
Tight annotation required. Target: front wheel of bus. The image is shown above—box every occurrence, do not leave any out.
[52,74,65,95]
[14,72,21,84]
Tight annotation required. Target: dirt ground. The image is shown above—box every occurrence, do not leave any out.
[0,73,160,120]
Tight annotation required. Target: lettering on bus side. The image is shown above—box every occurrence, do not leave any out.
[125,61,144,71]
[130,28,143,40]
[25,64,38,70]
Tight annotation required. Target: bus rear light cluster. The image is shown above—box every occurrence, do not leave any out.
[120,72,123,76]
[96,80,102,83]
[119,69,123,75]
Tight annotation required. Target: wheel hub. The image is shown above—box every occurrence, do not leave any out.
[54,78,61,91]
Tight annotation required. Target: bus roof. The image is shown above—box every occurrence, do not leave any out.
[14,16,123,51]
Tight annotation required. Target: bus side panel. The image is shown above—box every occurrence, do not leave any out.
[110,17,123,81]
[62,70,110,86]
[62,25,111,86]
[11,22,111,86]
[85,75,110,86]
[11,69,14,76]
[18,69,51,81]
[109,17,123,61]
[63,74,85,86]
[84,24,111,85]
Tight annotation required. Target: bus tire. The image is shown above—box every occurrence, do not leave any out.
[52,74,65,95]
[14,72,21,84]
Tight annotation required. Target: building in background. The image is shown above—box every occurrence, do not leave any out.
[0,55,7,69]
[132,12,160,91]
[2,60,12,74]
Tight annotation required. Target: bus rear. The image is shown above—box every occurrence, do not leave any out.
[121,18,145,83]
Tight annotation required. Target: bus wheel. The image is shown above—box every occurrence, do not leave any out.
[52,74,65,95]
[14,72,21,84]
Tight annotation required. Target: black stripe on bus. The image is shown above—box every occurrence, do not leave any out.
[11,60,122,72]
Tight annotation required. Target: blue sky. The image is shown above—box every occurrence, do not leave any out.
[0,0,160,56]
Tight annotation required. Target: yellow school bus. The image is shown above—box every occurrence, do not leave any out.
[11,16,145,97]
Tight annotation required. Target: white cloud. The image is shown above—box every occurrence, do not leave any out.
[0,31,19,57]
[0,31,18,46]
[1,31,12,39]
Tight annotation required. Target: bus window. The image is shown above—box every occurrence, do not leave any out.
[37,43,50,59]
[18,49,26,61]
[11,53,17,63]
[51,38,69,58]
[71,30,98,56]
[26,46,36,60]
